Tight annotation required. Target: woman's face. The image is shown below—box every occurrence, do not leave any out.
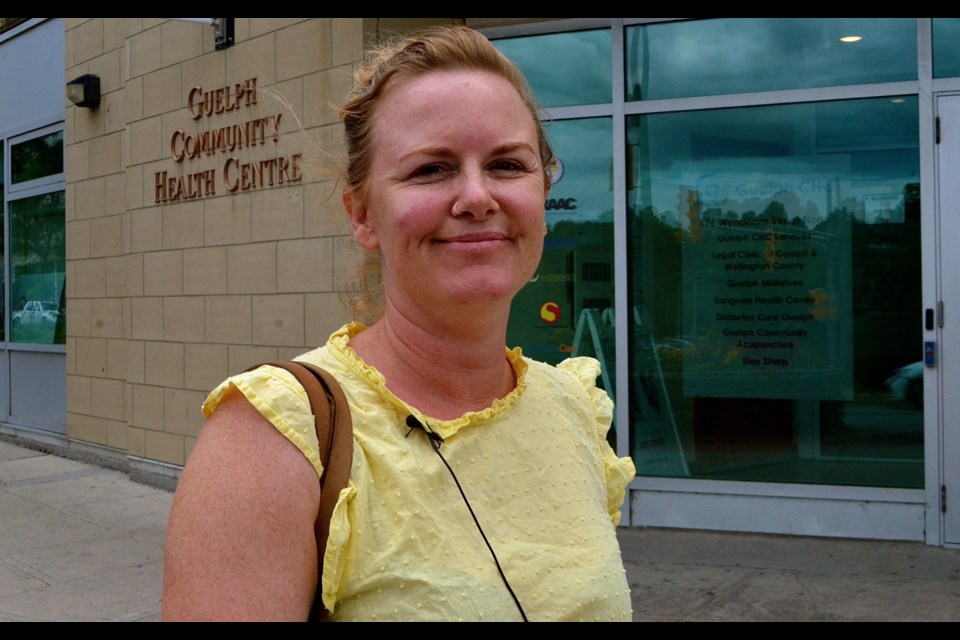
[346,70,548,317]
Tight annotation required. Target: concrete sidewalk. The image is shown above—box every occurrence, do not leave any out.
[622,525,960,621]
[1,438,959,621]
[0,439,168,621]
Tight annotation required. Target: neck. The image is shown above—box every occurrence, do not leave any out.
[350,302,516,420]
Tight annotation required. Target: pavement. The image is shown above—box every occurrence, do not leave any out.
[1,438,959,622]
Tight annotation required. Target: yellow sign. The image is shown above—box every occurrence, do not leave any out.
[540,301,560,324]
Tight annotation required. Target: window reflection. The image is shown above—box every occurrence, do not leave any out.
[508,118,615,375]
[11,130,63,184]
[494,30,611,108]
[626,18,917,101]
[628,97,922,488]
[933,18,960,78]
[10,192,66,345]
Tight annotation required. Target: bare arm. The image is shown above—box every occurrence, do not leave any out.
[161,387,321,621]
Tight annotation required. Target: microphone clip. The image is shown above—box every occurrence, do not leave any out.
[405,415,444,450]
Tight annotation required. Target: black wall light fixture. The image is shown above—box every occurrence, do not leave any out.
[214,18,234,50]
[66,74,100,108]
[171,18,234,50]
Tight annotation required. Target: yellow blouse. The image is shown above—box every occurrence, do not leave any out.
[203,323,636,621]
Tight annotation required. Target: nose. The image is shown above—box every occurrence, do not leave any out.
[451,167,498,219]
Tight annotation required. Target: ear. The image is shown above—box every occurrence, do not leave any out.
[342,187,379,250]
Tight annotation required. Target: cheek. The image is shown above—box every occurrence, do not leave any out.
[387,193,450,235]
[367,197,447,261]
[511,186,547,227]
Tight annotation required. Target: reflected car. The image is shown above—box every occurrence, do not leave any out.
[12,300,60,327]
[885,361,923,409]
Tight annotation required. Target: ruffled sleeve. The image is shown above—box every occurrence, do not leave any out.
[557,357,636,525]
[202,365,324,479]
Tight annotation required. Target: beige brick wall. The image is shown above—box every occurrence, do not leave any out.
[65,18,382,468]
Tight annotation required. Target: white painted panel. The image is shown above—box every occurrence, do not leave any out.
[630,485,926,541]
[0,351,8,422]
[937,94,960,545]
[9,350,66,432]
[0,19,64,132]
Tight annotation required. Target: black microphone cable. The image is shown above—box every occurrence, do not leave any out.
[405,414,529,622]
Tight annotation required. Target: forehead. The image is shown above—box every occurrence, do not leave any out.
[370,70,539,154]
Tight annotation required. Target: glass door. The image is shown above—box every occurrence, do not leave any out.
[628,98,924,489]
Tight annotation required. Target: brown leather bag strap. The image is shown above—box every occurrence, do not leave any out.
[247,361,353,622]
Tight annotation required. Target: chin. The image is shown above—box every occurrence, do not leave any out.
[444,280,521,307]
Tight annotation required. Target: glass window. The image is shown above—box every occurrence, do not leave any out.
[11,130,63,185]
[628,97,922,488]
[10,191,66,345]
[508,118,615,398]
[933,18,960,78]
[494,30,611,108]
[626,19,917,101]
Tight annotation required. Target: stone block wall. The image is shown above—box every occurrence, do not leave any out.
[64,18,372,470]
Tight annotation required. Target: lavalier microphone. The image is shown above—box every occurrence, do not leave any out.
[402,413,528,621]
[405,414,444,449]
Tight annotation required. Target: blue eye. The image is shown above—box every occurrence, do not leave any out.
[411,164,449,179]
[490,159,525,172]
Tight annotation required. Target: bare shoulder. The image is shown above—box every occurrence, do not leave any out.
[161,387,321,621]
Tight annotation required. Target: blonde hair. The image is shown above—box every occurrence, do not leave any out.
[339,26,554,323]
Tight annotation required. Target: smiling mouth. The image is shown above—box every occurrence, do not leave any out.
[438,233,509,244]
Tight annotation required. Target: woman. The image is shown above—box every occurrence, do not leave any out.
[162,26,635,622]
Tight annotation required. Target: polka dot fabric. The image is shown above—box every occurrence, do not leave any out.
[203,323,635,621]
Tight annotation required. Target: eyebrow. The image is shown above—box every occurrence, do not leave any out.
[397,142,538,164]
